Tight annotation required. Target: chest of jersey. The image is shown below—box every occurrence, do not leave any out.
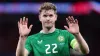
[31,33,70,56]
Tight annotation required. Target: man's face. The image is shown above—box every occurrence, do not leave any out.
[39,9,57,28]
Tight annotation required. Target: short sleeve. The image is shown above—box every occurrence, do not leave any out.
[68,32,78,49]
[25,36,32,52]
[68,32,75,44]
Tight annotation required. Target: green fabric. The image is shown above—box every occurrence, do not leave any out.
[25,29,75,56]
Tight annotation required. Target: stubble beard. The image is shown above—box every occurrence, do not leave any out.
[45,23,54,31]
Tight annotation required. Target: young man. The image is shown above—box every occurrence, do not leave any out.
[16,2,89,56]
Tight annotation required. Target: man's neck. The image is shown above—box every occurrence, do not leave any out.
[42,26,56,34]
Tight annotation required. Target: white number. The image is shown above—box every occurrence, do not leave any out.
[45,43,58,54]
[52,44,58,53]
[45,44,51,54]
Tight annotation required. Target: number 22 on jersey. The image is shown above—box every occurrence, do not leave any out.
[45,43,58,54]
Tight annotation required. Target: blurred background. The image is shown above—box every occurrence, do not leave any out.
[0,0,100,56]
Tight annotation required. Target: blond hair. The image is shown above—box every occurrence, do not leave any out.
[39,2,57,14]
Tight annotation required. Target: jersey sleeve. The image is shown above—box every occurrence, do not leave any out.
[68,32,78,49]
[25,36,32,53]
[63,30,77,49]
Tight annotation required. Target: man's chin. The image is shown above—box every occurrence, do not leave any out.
[45,25,53,28]
[45,26,52,28]
[44,25,54,30]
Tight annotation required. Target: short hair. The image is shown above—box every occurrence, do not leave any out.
[39,2,57,14]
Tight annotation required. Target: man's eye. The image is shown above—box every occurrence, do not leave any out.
[43,15,47,17]
[49,15,53,17]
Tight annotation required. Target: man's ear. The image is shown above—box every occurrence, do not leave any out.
[55,14,57,21]
[39,14,42,22]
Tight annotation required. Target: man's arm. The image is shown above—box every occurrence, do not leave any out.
[73,33,89,54]
[64,16,89,54]
[16,17,33,56]
[16,36,29,56]
[70,48,82,56]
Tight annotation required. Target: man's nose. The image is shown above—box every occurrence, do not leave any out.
[46,17,50,20]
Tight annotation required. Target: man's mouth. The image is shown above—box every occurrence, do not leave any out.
[45,21,52,23]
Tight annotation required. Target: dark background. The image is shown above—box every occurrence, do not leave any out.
[0,0,100,56]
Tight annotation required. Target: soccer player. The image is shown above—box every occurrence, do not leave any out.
[16,2,89,56]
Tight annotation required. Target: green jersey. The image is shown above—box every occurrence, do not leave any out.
[25,29,75,56]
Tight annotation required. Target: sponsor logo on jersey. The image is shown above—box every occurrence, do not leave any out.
[58,36,65,42]
[59,43,65,46]
[37,40,43,44]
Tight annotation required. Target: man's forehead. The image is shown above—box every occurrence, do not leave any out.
[41,10,55,15]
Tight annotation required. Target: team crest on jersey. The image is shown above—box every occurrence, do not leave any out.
[57,36,65,42]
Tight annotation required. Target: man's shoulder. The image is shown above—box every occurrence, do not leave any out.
[56,28,72,36]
